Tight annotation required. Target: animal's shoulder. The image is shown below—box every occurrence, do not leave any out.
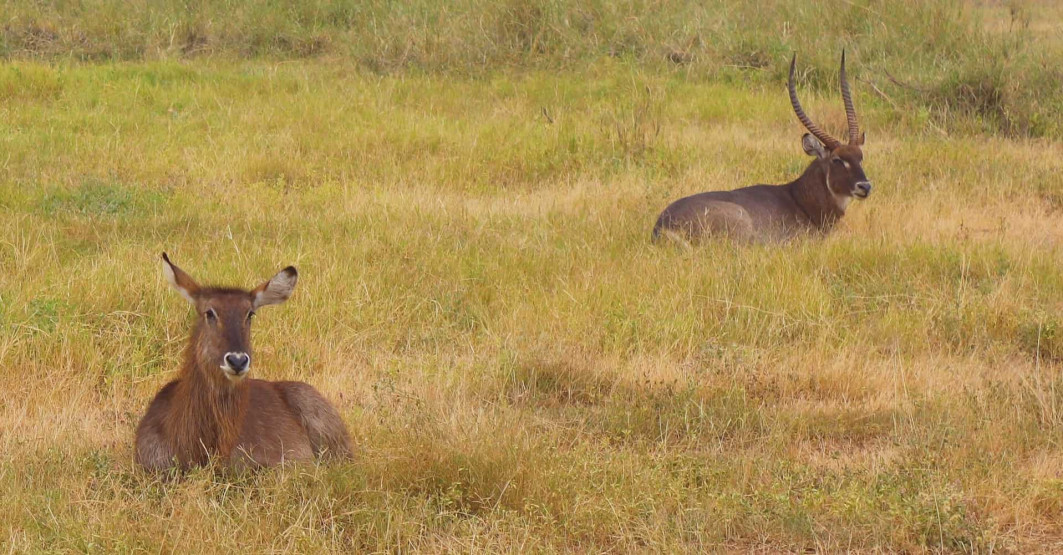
[148,380,180,406]
[136,379,180,434]
[271,380,329,404]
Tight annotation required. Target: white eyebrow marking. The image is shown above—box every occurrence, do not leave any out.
[842,161,851,169]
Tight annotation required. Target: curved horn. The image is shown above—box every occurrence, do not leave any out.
[840,50,861,145]
[788,54,841,151]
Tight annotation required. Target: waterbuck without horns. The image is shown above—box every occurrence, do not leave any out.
[653,52,872,243]
[135,253,352,471]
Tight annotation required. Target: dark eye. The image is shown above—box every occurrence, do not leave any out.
[832,158,845,165]
[205,308,218,322]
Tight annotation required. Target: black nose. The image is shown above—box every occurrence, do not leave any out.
[225,353,250,373]
[856,181,872,196]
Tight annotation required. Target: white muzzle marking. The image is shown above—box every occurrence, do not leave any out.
[220,351,251,379]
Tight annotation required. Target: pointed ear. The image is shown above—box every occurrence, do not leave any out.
[801,133,829,159]
[252,266,298,309]
[161,253,200,304]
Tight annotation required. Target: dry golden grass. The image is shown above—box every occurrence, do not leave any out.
[0,51,1062,552]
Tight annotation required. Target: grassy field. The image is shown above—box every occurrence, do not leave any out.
[2,1,1063,552]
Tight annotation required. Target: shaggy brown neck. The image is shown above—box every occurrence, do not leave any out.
[789,161,844,230]
[166,324,249,467]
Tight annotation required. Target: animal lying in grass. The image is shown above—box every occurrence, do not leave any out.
[135,253,351,471]
[653,52,873,243]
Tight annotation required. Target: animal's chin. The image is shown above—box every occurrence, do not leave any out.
[853,191,870,200]
[220,365,249,381]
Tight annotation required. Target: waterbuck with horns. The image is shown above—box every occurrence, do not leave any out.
[652,52,871,243]
[135,253,352,471]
